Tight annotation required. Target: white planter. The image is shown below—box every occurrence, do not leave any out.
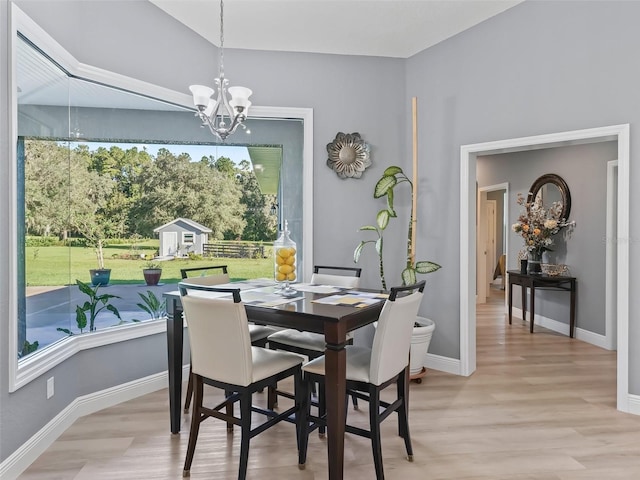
[410,317,435,375]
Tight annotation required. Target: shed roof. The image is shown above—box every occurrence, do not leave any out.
[153,217,212,233]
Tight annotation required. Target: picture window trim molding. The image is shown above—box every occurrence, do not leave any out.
[8,4,313,392]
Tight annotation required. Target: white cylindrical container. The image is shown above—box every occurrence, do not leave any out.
[410,317,435,375]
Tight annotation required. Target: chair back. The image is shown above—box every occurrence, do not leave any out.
[311,265,362,288]
[179,285,254,386]
[180,265,229,286]
[369,281,425,385]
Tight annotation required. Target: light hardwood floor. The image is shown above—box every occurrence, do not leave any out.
[19,286,640,479]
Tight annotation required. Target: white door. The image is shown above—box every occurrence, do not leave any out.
[477,192,488,304]
[486,200,497,289]
[162,232,178,257]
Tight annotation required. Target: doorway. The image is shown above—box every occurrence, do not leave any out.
[459,124,630,413]
[477,184,508,304]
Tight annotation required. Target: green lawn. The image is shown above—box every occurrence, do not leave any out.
[26,243,274,286]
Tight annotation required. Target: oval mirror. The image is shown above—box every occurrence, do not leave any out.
[527,173,571,220]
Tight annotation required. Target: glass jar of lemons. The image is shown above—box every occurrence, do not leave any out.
[273,220,297,296]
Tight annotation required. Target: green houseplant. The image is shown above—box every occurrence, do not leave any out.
[57,280,122,335]
[142,261,163,286]
[135,290,166,321]
[354,165,441,380]
[354,166,441,289]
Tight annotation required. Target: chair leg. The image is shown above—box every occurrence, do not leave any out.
[267,383,277,409]
[351,393,359,410]
[184,366,193,413]
[238,390,252,480]
[298,374,312,468]
[294,369,304,450]
[397,372,414,460]
[318,381,326,437]
[183,375,204,477]
[369,385,385,480]
[225,390,234,432]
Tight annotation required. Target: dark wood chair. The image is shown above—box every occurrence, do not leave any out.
[298,281,426,480]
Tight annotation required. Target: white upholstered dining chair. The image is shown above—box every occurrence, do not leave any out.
[297,280,426,480]
[180,265,277,412]
[266,265,362,412]
[179,283,304,480]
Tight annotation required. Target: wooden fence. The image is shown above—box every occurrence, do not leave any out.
[203,242,266,259]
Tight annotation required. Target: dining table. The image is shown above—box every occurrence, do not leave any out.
[163,280,387,480]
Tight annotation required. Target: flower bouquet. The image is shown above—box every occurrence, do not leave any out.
[512,193,575,272]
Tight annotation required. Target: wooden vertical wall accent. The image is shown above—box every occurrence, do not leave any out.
[411,97,418,263]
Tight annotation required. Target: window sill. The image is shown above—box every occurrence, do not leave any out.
[10,319,167,392]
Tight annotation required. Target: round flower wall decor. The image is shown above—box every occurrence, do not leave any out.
[326,132,371,179]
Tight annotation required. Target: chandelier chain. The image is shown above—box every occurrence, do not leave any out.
[188,0,251,141]
[219,0,225,79]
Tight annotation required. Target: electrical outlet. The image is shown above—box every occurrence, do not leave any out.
[46,376,54,399]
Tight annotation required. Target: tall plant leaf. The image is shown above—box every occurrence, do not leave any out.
[415,260,442,274]
[376,210,390,230]
[401,267,417,286]
[374,175,396,198]
[383,166,403,176]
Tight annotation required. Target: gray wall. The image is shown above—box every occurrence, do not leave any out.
[478,142,617,335]
[405,0,639,371]
[3,0,640,465]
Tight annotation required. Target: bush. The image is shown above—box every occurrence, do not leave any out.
[26,236,62,247]
[63,238,88,247]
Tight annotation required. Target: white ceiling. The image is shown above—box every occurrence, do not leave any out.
[150,0,524,59]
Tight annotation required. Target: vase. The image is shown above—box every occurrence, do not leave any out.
[410,317,435,378]
[274,220,297,297]
[90,268,111,286]
[527,251,542,275]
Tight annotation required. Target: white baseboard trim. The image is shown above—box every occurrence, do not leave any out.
[510,307,608,349]
[0,366,189,480]
[424,353,461,375]
[627,394,640,415]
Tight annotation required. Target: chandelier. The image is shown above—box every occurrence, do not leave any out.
[189,0,252,141]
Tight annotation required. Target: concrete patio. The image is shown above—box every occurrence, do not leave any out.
[24,282,181,350]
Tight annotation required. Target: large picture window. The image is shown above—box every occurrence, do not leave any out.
[11,17,312,390]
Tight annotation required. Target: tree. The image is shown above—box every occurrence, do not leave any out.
[68,148,118,269]
[213,156,236,177]
[79,144,152,237]
[129,149,246,238]
[234,163,277,241]
[24,140,71,237]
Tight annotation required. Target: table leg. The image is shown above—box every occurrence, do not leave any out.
[521,283,527,322]
[166,299,184,434]
[324,323,347,480]
[570,279,576,338]
[530,285,535,334]
[508,280,513,325]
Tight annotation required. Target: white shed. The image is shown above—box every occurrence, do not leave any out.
[153,218,212,257]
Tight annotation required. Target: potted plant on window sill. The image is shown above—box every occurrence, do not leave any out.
[89,237,111,286]
[142,261,163,286]
[354,165,441,382]
[72,200,115,286]
[57,280,122,334]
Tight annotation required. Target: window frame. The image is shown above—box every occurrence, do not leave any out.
[182,232,195,245]
[8,4,313,392]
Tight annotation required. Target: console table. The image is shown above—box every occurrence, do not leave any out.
[507,270,577,337]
